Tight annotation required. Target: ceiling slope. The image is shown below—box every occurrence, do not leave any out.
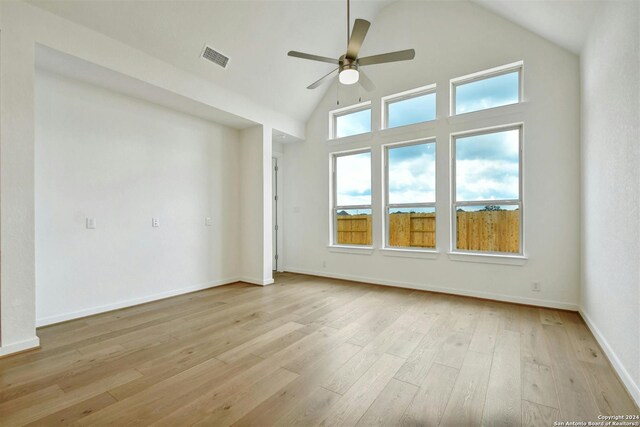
[28,0,392,124]
[28,0,600,126]
[473,0,601,54]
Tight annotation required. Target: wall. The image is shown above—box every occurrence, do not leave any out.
[239,125,273,285]
[34,69,241,325]
[283,0,581,309]
[0,0,288,355]
[580,0,640,404]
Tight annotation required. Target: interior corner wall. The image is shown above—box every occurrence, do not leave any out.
[283,1,581,309]
[34,69,242,325]
[580,0,640,404]
[239,125,273,285]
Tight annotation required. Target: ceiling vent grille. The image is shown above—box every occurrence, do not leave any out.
[201,45,229,68]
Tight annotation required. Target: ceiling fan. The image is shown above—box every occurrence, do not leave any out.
[288,0,415,91]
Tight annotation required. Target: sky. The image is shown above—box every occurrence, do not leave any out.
[335,109,371,138]
[388,93,436,128]
[455,71,519,114]
[388,143,435,204]
[334,74,519,206]
[336,151,371,206]
[335,129,519,206]
[456,129,520,201]
[336,70,517,137]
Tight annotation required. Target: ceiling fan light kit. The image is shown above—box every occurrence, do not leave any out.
[288,0,415,91]
[339,64,359,85]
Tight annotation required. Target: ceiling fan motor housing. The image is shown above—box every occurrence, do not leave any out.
[340,56,358,73]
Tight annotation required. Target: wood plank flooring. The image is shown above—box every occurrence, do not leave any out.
[0,272,637,426]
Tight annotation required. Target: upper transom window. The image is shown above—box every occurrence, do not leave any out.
[330,101,372,139]
[451,62,522,115]
[382,84,436,129]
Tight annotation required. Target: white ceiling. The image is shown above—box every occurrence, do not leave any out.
[473,0,601,54]
[28,0,392,124]
[28,0,600,126]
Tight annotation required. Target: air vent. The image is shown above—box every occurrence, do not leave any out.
[201,45,229,68]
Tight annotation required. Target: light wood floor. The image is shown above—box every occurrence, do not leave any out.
[1,273,637,426]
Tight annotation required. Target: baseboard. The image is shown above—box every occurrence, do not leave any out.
[239,277,274,286]
[0,336,41,357]
[284,267,579,311]
[36,277,241,327]
[579,308,640,407]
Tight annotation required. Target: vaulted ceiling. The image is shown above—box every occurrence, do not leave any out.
[28,0,600,125]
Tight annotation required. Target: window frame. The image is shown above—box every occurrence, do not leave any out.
[383,138,437,250]
[450,61,523,117]
[450,124,524,256]
[381,84,437,130]
[331,148,373,247]
[329,101,372,140]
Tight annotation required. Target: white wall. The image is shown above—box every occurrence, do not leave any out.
[0,0,287,355]
[580,0,640,404]
[239,125,273,285]
[34,70,241,325]
[283,0,581,309]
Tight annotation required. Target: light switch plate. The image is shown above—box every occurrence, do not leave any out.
[205,217,212,226]
[152,218,160,227]
[86,218,97,229]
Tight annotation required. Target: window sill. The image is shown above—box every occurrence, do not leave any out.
[327,132,372,146]
[327,245,374,255]
[380,248,439,259]
[448,251,528,266]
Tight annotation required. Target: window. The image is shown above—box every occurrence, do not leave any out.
[451,62,522,115]
[330,102,371,139]
[383,85,436,129]
[332,150,372,246]
[384,140,436,249]
[452,126,522,254]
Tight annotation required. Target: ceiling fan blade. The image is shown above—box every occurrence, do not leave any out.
[288,51,339,65]
[346,19,370,60]
[358,49,415,66]
[307,68,339,89]
[358,70,376,92]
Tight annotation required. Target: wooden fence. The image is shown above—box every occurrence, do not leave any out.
[456,209,519,253]
[336,210,519,253]
[336,214,372,246]
[388,213,436,248]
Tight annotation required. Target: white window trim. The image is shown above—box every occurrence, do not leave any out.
[382,137,437,252]
[450,60,524,117]
[450,123,525,257]
[330,148,373,247]
[328,100,372,140]
[381,83,437,130]
[380,247,440,259]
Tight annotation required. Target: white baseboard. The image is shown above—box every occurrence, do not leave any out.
[36,277,241,327]
[579,308,640,407]
[239,277,274,286]
[284,267,579,311]
[0,336,40,357]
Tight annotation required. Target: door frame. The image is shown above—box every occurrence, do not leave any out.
[272,153,284,272]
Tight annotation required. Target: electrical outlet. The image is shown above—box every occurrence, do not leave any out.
[86,218,97,229]
[152,218,160,228]
[532,281,541,292]
[322,261,327,268]
[205,217,212,226]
